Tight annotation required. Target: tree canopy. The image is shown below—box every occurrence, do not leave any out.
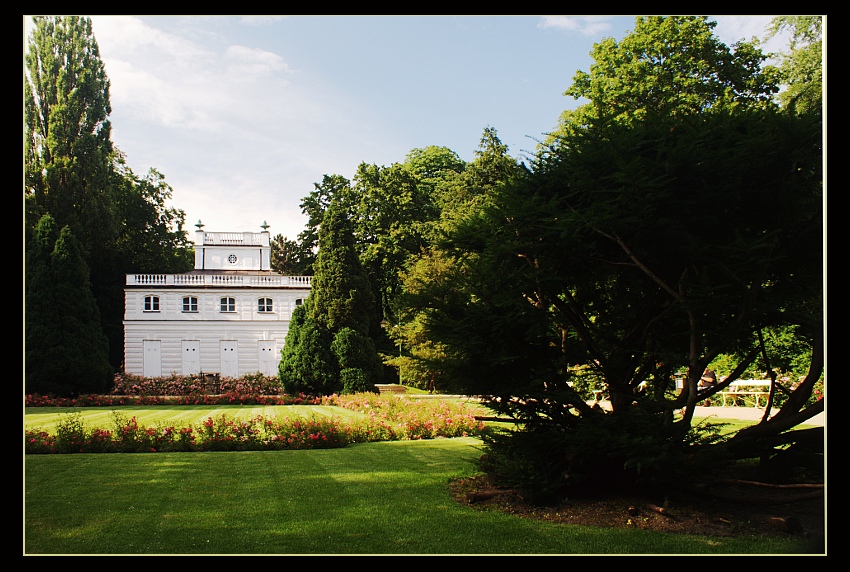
[562,16,779,126]
[390,128,525,390]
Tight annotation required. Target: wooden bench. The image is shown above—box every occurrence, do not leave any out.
[719,380,771,407]
[375,384,407,395]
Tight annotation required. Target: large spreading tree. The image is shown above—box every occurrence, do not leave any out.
[402,16,823,500]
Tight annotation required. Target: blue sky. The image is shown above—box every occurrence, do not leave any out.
[24,16,792,241]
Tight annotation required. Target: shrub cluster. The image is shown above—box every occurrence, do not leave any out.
[27,371,319,408]
[324,393,486,440]
[25,412,349,454]
[108,372,284,397]
[25,393,488,455]
[25,392,320,408]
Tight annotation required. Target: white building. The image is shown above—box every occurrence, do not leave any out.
[123,222,311,378]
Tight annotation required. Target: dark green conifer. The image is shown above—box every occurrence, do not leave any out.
[279,199,382,394]
[26,215,111,396]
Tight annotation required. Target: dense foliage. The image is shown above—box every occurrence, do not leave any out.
[25,215,111,396]
[764,16,823,115]
[387,128,526,390]
[397,16,823,499]
[279,199,384,394]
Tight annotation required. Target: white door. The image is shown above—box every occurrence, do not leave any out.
[143,340,162,378]
[220,341,238,378]
[182,340,201,375]
[258,341,277,377]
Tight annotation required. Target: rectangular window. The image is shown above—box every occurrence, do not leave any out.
[258,297,273,313]
[220,297,236,312]
[144,295,160,312]
[182,296,198,312]
[295,298,303,306]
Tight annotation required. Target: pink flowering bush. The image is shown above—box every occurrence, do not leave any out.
[25,371,320,408]
[193,414,349,451]
[108,372,284,397]
[25,391,320,408]
[25,393,489,455]
[323,393,486,441]
[26,412,351,454]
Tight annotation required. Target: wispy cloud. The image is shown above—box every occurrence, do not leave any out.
[81,15,391,236]
[224,45,291,77]
[712,16,791,57]
[538,16,614,37]
[91,17,223,130]
[712,16,772,44]
[91,17,299,135]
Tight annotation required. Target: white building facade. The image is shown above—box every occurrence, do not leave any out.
[123,223,311,378]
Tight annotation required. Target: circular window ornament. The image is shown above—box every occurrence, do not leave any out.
[228,254,238,264]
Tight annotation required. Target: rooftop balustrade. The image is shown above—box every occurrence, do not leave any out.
[197,231,269,246]
[127,274,311,287]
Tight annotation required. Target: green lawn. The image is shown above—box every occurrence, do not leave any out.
[24,404,362,434]
[24,404,812,555]
[24,404,815,554]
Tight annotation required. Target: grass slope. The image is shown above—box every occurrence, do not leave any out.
[24,437,806,555]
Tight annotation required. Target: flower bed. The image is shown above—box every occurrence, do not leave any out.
[25,392,319,408]
[25,392,488,454]
[107,372,287,397]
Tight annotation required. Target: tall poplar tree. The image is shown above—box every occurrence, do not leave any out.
[25,15,119,378]
[25,16,115,253]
